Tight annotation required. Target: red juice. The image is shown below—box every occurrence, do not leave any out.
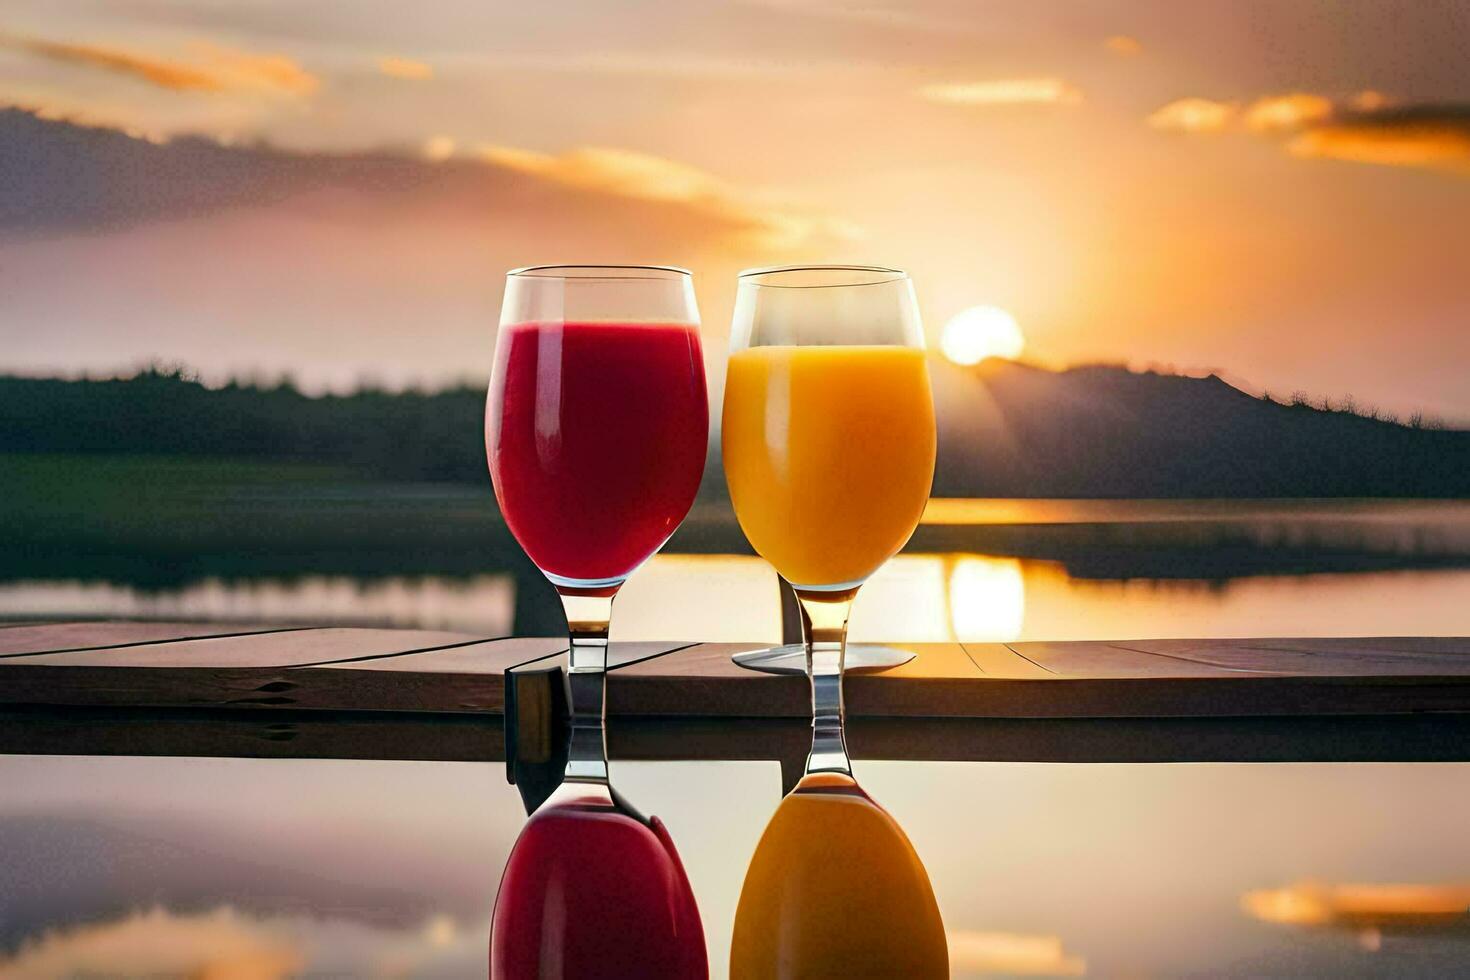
[490,792,707,979]
[487,321,708,585]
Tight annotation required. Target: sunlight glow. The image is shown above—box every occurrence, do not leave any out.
[948,556,1026,641]
[940,306,1025,366]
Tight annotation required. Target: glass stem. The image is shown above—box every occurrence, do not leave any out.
[796,590,855,777]
[559,591,614,785]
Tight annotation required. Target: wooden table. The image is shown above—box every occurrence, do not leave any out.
[4,621,1470,794]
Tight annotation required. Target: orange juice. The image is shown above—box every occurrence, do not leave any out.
[722,345,936,588]
[730,774,948,978]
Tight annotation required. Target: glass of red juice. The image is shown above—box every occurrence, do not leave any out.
[486,263,708,768]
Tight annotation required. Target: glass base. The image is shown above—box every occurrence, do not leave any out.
[731,644,915,676]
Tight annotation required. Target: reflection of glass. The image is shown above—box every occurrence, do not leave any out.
[723,265,936,772]
[731,773,948,976]
[491,783,707,977]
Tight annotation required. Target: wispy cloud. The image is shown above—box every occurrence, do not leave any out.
[919,78,1083,107]
[0,906,302,979]
[1243,92,1334,133]
[378,56,433,81]
[1104,35,1143,56]
[476,144,859,248]
[0,905,479,979]
[1147,97,1236,133]
[0,34,317,97]
[1148,89,1470,176]
[1289,104,1470,174]
[421,135,456,161]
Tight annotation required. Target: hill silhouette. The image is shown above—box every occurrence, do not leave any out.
[1,362,1464,497]
[930,359,1466,497]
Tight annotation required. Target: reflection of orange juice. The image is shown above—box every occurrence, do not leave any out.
[731,773,948,978]
[722,346,936,588]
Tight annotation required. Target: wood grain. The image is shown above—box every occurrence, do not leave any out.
[0,621,298,657]
[14,628,489,667]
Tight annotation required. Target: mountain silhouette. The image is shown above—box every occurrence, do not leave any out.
[929,358,1467,497]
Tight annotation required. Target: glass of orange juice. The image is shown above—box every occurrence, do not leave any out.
[722,264,936,776]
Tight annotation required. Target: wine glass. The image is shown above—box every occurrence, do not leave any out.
[721,264,936,777]
[487,264,708,785]
[724,264,945,976]
[486,266,710,977]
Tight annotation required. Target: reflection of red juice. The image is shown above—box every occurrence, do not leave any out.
[487,321,708,584]
[490,793,707,979]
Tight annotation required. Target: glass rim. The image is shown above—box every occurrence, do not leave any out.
[506,264,691,281]
[737,264,909,289]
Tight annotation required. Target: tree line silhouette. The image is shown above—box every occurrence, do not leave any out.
[0,366,486,482]
[1,364,1465,497]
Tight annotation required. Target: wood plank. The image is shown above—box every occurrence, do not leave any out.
[609,643,982,718]
[2,631,1469,722]
[294,638,572,714]
[612,714,1470,765]
[0,637,680,716]
[0,621,297,657]
[0,706,504,762]
[613,640,1470,719]
[1106,637,1470,676]
[318,637,566,674]
[1009,641,1261,677]
[0,629,499,712]
[611,642,803,717]
[11,627,488,668]
[8,707,1470,765]
[961,642,1056,678]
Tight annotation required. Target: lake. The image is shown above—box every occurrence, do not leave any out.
[6,494,1469,643]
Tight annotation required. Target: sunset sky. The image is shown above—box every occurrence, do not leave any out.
[2,0,1468,420]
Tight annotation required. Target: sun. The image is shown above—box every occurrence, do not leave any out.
[940,306,1025,366]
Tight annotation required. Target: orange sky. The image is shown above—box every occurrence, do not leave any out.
[2,0,1468,420]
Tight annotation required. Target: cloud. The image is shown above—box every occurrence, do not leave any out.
[0,907,303,980]
[1288,103,1470,174]
[378,56,433,81]
[1,107,853,258]
[421,135,457,161]
[0,905,483,979]
[1104,35,1143,56]
[0,34,317,97]
[1150,89,1470,176]
[1244,92,1334,133]
[476,143,858,248]
[919,78,1083,107]
[1242,880,1470,931]
[947,930,1087,976]
[1351,90,1390,111]
[1147,97,1237,133]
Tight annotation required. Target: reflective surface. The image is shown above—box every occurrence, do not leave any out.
[4,756,1470,977]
